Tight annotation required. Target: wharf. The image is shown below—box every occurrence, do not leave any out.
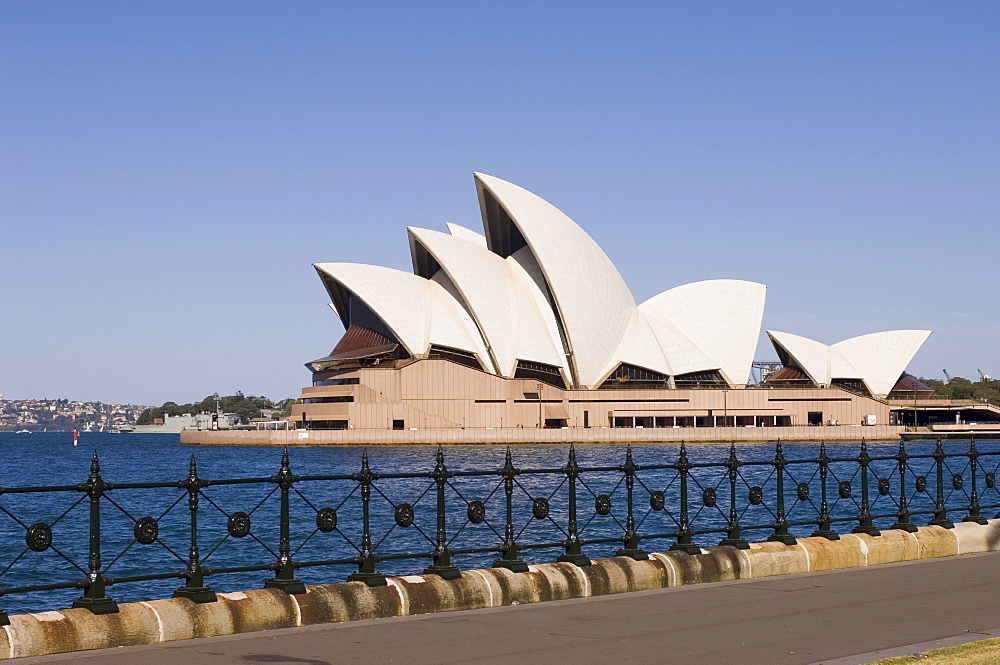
[180,424,907,446]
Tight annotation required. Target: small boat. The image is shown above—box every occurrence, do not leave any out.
[15,430,30,434]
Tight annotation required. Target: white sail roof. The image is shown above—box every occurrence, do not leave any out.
[833,330,932,396]
[641,280,767,385]
[767,329,932,396]
[767,330,836,386]
[406,227,564,377]
[314,262,489,364]
[474,173,638,388]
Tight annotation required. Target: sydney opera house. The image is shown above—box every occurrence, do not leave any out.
[292,174,933,435]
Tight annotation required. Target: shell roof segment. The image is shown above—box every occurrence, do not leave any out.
[314,262,489,365]
[833,330,932,396]
[474,173,638,388]
[641,280,767,385]
[445,223,488,247]
[406,227,564,377]
[766,330,836,386]
[767,329,932,396]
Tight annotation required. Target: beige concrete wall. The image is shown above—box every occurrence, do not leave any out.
[6,520,1000,659]
[295,359,893,432]
[182,424,906,446]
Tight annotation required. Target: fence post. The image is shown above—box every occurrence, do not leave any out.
[891,440,918,532]
[964,436,988,525]
[265,448,306,593]
[720,443,749,549]
[557,445,591,566]
[175,455,217,603]
[670,443,701,554]
[494,447,527,572]
[348,451,387,586]
[929,439,955,528]
[617,446,648,559]
[853,439,880,536]
[425,447,461,579]
[768,441,797,545]
[72,453,119,614]
[812,441,839,540]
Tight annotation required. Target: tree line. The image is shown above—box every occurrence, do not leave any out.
[136,392,296,425]
[918,376,1000,404]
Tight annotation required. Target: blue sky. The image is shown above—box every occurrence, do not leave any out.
[2,2,997,405]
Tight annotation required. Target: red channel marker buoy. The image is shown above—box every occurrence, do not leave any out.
[73,429,79,446]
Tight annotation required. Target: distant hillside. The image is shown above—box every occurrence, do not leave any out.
[136,393,295,426]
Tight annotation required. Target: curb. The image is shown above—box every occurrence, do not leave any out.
[4,519,999,659]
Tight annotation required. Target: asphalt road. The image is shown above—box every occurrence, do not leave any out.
[18,551,1000,664]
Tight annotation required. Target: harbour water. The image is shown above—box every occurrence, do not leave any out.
[0,432,995,616]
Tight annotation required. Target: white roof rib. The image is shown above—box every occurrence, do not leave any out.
[474,173,638,388]
[406,227,564,377]
[641,280,767,385]
[766,330,834,386]
[314,262,489,364]
[833,330,932,396]
[445,223,488,247]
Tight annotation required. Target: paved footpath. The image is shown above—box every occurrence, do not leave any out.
[19,551,1000,665]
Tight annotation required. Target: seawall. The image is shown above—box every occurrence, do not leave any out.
[5,518,999,659]
[180,424,906,446]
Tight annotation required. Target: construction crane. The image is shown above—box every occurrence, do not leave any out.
[943,369,951,385]
[979,369,993,382]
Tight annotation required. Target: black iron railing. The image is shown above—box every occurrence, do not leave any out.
[1,439,998,621]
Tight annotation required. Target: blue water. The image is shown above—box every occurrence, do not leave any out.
[0,432,997,616]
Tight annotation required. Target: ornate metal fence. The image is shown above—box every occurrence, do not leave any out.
[1,439,998,621]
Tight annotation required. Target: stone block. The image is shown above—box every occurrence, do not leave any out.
[914,525,959,559]
[145,596,235,642]
[7,603,159,658]
[295,581,403,626]
[953,519,1000,554]
[852,530,920,566]
[390,573,494,616]
[530,562,591,601]
[743,541,809,578]
[798,536,865,572]
[217,589,299,634]
[471,567,547,607]
[651,548,742,585]
[595,556,671,593]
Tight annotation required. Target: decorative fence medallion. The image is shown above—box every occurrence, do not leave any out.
[595,494,611,515]
[134,516,159,544]
[227,511,251,538]
[987,473,996,489]
[796,483,810,501]
[649,491,665,511]
[394,503,414,527]
[915,476,927,492]
[316,507,338,532]
[878,478,891,496]
[702,488,716,508]
[748,486,763,505]
[532,497,549,520]
[838,481,852,499]
[952,474,964,491]
[26,522,52,552]
[467,500,486,523]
